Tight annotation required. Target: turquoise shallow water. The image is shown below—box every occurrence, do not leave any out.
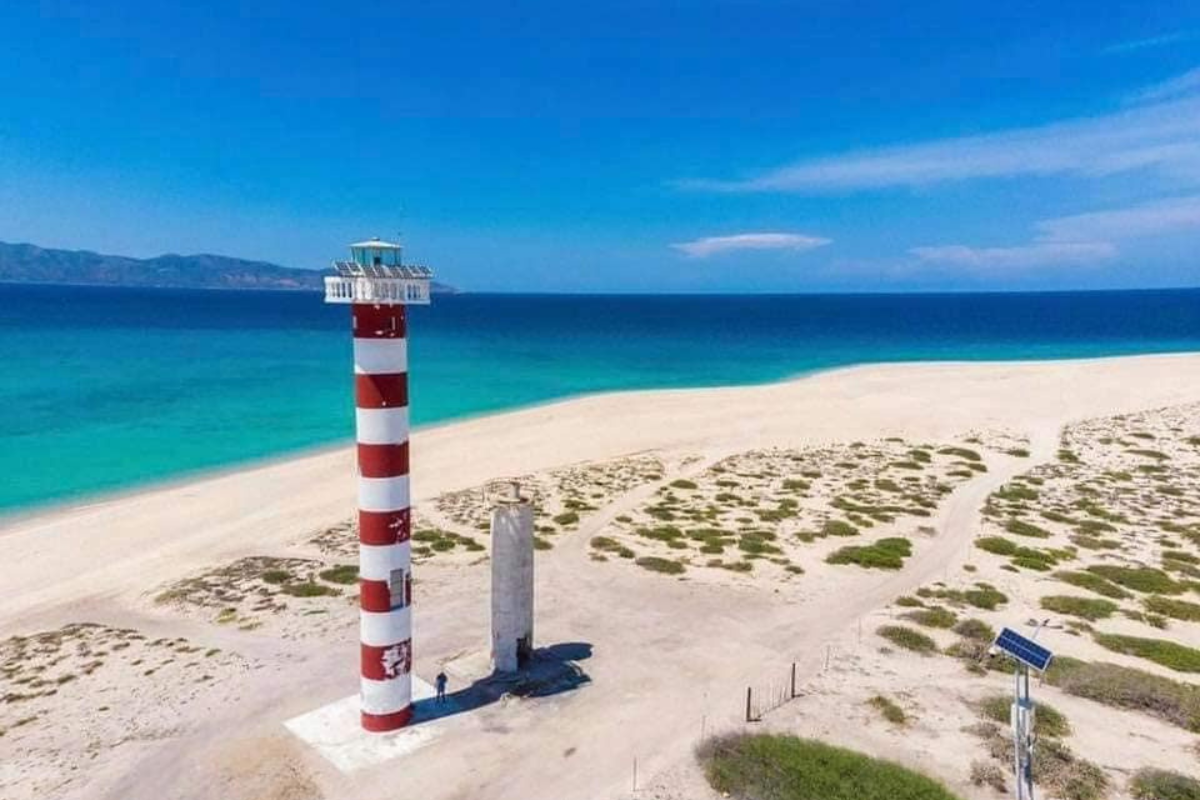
[2,284,1199,514]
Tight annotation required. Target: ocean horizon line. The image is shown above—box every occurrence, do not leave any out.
[5,278,1200,299]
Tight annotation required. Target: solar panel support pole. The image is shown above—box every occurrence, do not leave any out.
[1011,661,1036,800]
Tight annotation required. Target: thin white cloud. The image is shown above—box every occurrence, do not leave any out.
[1105,30,1198,54]
[910,195,1200,270]
[909,242,1117,270]
[681,88,1200,193]
[1036,195,1200,241]
[671,232,831,258]
[1133,67,1200,105]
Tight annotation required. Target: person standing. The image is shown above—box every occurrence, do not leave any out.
[435,670,448,703]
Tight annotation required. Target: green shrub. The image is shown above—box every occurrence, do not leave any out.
[1040,595,1118,621]
[1007,448,1031,458]
[1145,596,1200,622]
[978,693,1071,737]
[939,446,982,462]
[591,536,635,559]
[908,449,932,463]
[1045,658,1200,732]
[697,734,960,800]
[281,581,340,598]
[738,535,782,556]
[260,569,292,585]
[953,618,995,642]
[1071,534,1121,550]
[1127,449,1170,461]
[822,519,859,537]
[976,536,1019,556]
[996,483,1039,502]
[1129,767,1200,800]
[638,525,684,542]
[635,556,685,575]
[903,607,957,629]
[877,625,937,654]
[553,510,580,526]
[895,595,925,608]
[318,564,359,585]
[1011,554,1053,571]
[1055,570,1132,599]
[828,538,912,570]
[707,558,752,573]
[1005,519,1052,538]
[669,478,698,489]
[1086,565,1184,594]
[868,695,907,725]
[1094,634,1200,672]
[964,586,1008,610]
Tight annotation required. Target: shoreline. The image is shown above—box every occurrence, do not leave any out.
[3,349,1198,532]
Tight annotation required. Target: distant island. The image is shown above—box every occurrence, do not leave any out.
[0,241,458,294]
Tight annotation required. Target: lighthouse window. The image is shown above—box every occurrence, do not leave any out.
[388,568,407,610]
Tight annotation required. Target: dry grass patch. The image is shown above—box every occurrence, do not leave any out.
[868,695,907,725]
[1093,634,1200,673]
[1129,768,1200,800]
[877,625,938,655]
[1040,595,1119,621]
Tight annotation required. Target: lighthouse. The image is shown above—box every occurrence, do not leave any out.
[324,238,433,732]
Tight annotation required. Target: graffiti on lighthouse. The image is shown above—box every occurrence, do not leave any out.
[381,641,412,679]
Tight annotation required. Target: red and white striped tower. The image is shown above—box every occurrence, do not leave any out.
[324,238,434,733]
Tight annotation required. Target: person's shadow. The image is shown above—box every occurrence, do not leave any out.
[412,642,593,724]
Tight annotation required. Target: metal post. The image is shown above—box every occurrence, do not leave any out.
[790,662,797,698]
[1012,663,1023,800]
[745,687,753,722]
[1024,665,1035,800]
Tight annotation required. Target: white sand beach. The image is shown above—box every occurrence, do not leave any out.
[3,353,1200,800]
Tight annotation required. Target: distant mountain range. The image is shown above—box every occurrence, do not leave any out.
[0,241,457,293]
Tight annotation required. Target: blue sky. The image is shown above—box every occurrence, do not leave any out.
[1,1,1199,293]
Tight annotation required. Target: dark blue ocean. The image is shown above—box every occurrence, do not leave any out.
[3,284,1199,513]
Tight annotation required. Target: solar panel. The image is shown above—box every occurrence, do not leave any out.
[994,627,1053,672]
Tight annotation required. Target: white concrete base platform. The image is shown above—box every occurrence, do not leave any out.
[285,677,459,773]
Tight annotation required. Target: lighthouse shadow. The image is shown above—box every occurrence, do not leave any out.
[412,641,593,724]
